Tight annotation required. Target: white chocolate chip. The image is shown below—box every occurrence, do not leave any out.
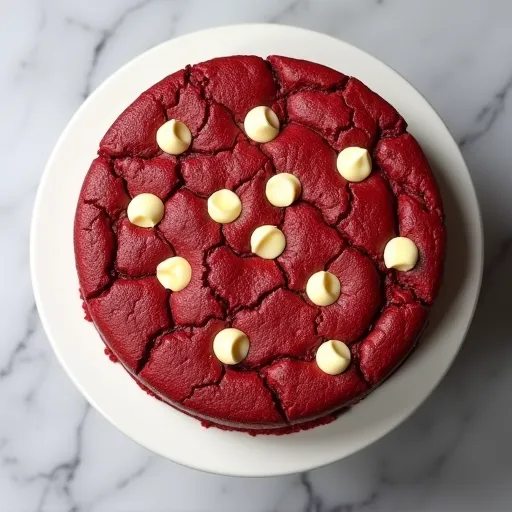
[337,147,372,182]
[156,256,192,291]
[316,340,351,375]
[244,106,280,143]
[306,271,341,306]
[207,189,242,224]
[156,119,192,155]
[127,193,165,228]
[383,236,419,272]
[213,328,250,365]
[265,173,301,207]
[250,225,286,259]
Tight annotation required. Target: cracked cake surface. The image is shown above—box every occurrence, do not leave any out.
[74,55,445,433]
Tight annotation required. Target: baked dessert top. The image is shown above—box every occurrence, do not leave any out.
[74,55,445,432]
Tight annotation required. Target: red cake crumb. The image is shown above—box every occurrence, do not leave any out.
[104,347,118,363]
[75,55,445,433]
[82,300,92,322]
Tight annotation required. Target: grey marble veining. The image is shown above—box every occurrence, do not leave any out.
[1,0,512,510]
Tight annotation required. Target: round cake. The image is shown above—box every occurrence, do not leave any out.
[74,55,445,433]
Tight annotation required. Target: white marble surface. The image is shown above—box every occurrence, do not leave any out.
[1,0,511,510]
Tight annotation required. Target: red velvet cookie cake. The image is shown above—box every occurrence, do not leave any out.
[74,55,445,433]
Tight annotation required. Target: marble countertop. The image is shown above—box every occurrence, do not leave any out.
[2,0,511,510]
